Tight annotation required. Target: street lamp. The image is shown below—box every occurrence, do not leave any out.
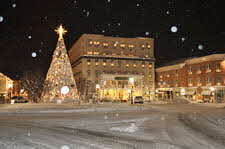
[129,77,134,104]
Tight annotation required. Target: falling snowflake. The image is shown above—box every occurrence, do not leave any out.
[86,11,90,17]
[145,32,150,36]
[12,3,16,8]
[171,26,178,33]
[0,16,4,22]
[181,37,185,42]
[32,52,37,58]
[198,44,203,50]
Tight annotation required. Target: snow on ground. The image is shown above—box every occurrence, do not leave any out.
[1,103,225,148]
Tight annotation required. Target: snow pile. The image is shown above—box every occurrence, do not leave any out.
[110,118,147,133]
[110,123,138,133]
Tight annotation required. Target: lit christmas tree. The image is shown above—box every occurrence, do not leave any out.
[41,25,79,103]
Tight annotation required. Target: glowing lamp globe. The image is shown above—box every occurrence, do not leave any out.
[61,86,70,95]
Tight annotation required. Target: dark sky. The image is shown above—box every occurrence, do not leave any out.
[1,0,225,79]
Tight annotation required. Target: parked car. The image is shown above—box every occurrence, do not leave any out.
[11,96,30,103]
[133,96,144,104]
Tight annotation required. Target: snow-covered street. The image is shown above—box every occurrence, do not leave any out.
[0,103,225,149]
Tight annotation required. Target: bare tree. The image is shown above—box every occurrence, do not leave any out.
[77,78,96,103]
[20,70,45,103]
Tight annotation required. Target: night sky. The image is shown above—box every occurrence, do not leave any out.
[1,0,225,79]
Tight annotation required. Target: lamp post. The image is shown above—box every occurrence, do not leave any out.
[129,78,134,104]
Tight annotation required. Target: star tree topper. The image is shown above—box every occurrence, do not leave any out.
[55,25,67,39]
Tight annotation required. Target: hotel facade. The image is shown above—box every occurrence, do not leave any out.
[69,34,155,102]
[0,73,13,99]
[156,54,225,103]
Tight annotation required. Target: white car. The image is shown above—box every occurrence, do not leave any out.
[133,96,144,104]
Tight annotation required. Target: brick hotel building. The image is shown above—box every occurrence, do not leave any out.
[156,54,225,103]
[69,34,155,102]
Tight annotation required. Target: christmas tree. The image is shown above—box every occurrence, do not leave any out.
[41,25,79,103]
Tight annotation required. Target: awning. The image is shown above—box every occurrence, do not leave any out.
[185,91,195,96]
[201,90,212,96]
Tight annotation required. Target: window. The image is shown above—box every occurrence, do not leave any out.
[206,77,211,84]
[118,61,121,67]
[197,77,201,85]
[147,45,151,48]
[95,70,99,77]
[87,70,91,76]
[188,78,192,84]
[175,70,178,76]
[188,67,192,72]
[216,63,221,72]
[216,76,222,84]
[206,64,210,70]
[120,43,126,48]
[103,42,109,47]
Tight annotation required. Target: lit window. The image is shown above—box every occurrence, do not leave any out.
[142,64,145,67]
[133,64,136,67]
[149,75,152,78]
[160,75,163,78]
[128,44,134,48]
[87,52,93,55]
[120,44,126,48]
[206,77,211,85]
[103,43,109,47]
[95,63,99,66]
[103,63,106,66]
[89,41,93,44]
[149,64,152,68]
[111,63,114,66]
[142,45,145,48]
[126,64,129,67]
[147,45,151,48]
[87,62,91,65]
